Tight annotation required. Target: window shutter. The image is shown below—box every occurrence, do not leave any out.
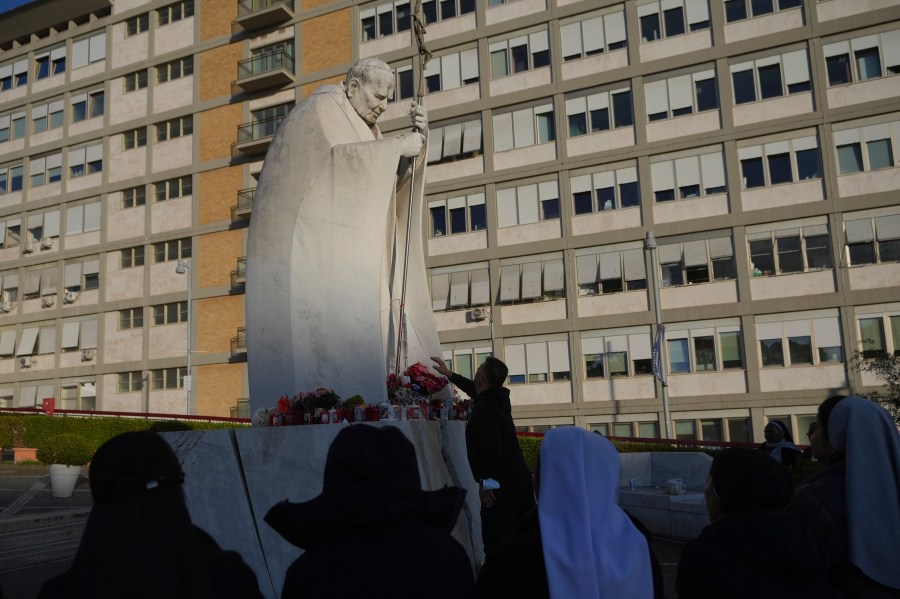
[644,80,668,116]
[599,251,621,280]
[470,268,490,305]
[67,205,85,235]
[441,54,461,89]
[658,243,682,264]
[505,344,526,377]
[875,215,900,241]
[526,342,549,376]
[675,156,700,187]
[521,262,542,299]
[683,240,709,267]
[431,273,450,310]
[512,108,535,149]
[543,258,564,292]
[17,328,39,355]
[427,127,444,163]
[685,0,710,25]
[667,75,693,112]
[576,255,598,285]
[651,160,675,191]
[449,271,469,307]
[604,11,626,46]
[560,23,583,58]
[548,340,570,373]
[496,188,518,228]
[623,249,646,280]
[442,123,463,158]
[492,112,514,152]
[782,50,809,86]
[81,318,98,349]
[516,184,539,225]
[845,219,874,243]
[813,318,841,348]
[460,48,479,81]
[462,119,482,153]
[72,38,90,68]
[708,237,733,258]
[581,17,605,54]
[61,321,81,349]
[499,265,521,302]
[630,333,652,360]
[65,263,83,288]
[700,152,726,190]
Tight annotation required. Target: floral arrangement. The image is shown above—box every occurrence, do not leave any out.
[386,362,449,405]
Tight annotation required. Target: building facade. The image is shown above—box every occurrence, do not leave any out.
[0,0,898,442]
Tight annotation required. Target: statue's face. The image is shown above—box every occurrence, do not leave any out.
[347,70,394,126]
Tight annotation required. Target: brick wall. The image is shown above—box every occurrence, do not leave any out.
[198,165,242,224]
[196,362,244,416]
[199,103,242,162]
[200,0,237,41]
[301,9,351,74]
[302,74,345,98]
[199,43,242,102]
[198,229,244,288]
[197,294,245,353]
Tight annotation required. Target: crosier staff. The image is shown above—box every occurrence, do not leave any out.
[393,0,432,378]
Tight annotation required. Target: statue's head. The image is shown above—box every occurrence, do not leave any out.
[343,58,395,126]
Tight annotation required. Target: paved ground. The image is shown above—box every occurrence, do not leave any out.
[0,464,685,599]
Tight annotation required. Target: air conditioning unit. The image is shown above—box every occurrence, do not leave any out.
[64,290,80,304]
[81,349,95,362]
[41,296,55,308]
[470,306,490,321]
[0,301,12,312]
[19,356,32,368]
[40,237,53,249]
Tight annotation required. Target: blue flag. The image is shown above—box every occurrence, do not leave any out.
[651,324,665,383]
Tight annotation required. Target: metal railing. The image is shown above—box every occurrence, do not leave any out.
[237,49,294,80]
[231,256,247,287]
[237,116,285,144]
[230,398,251,419]
[235,187,255,212]
[231,327,247,354]
[0,405,250,423]
[237,0,293,17]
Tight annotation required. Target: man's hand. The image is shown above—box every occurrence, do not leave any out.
[479,486,496,508]
[409,101,428,134]
[430,356,452,378]
[400,131,425,157]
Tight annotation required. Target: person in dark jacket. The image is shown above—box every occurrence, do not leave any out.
[266,424,474,599]
[677,447,835,599]
[758,419,803,467]
[38,431,262,599]
[787,395,900,598]
[478,427,663,599]
[432,355,535,553]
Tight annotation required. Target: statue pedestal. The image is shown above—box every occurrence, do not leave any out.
[161,421,482,599]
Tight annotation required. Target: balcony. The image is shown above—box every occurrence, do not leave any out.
[233,188,255,220]
[231,256,247,288]
[230,398,250,419]
[231,326,247,357]
[236,0,294,30]
[234,116,284,155]
[235,50,294,93]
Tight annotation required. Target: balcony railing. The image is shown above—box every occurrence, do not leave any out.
[230,398,251,419]
[231,327,247,356]
[235,50,294,92]
[236,0,294,30]
[234,116,284,154]
[231,256,247,288]
[233,187,255,220]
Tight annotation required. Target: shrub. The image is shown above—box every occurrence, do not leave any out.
[37,433,94,466]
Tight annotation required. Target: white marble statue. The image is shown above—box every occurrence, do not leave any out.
[246,58,442,411]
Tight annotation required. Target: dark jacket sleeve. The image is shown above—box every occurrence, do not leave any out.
[466,405,504,482]
[450,373,477,398]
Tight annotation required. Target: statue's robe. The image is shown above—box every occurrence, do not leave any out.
[246,85,441,410]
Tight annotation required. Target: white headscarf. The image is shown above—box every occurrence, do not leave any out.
[828,396,900,590]
[538,428,654,599]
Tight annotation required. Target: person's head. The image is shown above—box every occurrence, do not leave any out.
[473,356,508,391]
[810,395,847,463]
[89,431,185,505]
[705,447,793,521]
[763,420,791,444]
[806,420,817,441]
[344,58,394,126]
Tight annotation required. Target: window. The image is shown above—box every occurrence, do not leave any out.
[118,371,143,392]
[360,1,415,41]
[845,214,900,266]
[68,143,103,178]
[757,314,843,367]
[151,367,187,390]
[644,69,718,121]
[62,259,99,292]
[153,238,191,262]
[834,124,898,176]
[154,176,192,201]
[560,9,628,61]
[665,324,743,373]
[489,30,550,78]
[440,346,493,385]
[730,50,810,105]
[429,191,486,236]
[1,111,24,142]
[155,116,192,142]
[29,153,63,187]
[576,247,647,295]
[823,31,900,87]
[156,56,193,83]
[124,70,148,92]
[158,0,194,26]
[245,40,294,78]
[63,200,101,236]
[498,255,565,303]
[650,150,727,202]
[120,246,145,268]
[58,382,97,410]
[389,65,414,102]
[431,265,490,310]
[0,219,21,248]
[423,49,479,95]
[0,164,24,194]
[31,100,64,134]
[248,102,293,141]
[119,307,143,330]
[72,33,106,69]
[506,339,571,384]
[426,117,482,165]
[60,318,98,351]
[125,13,149,36]
[747,223,833,276]
[123,127,147,149]
[571,165,640,215]
[738,135,822,188]
[497,180,560,227]
[582,330,653,379]
[638,0,709,44]
[492,104,555,152]
[25,210,61,246]
[122,186,146,209]
[566,87,633,137]
[71,90,104,122]
[656,236,736,287]
[0,59,28,91]
[724,0,800,21]
[35,46,66,80]
[152,301,188,325]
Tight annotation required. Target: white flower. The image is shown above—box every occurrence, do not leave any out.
[253,408,271,427]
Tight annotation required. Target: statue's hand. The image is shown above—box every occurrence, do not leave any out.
[400,131,425,157]
[409,101,428,135]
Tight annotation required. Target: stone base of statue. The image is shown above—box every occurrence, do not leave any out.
[161,420,482,599]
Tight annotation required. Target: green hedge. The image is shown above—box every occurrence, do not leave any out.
[1,415,248,458]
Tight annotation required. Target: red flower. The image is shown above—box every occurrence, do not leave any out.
[277,395,291,414]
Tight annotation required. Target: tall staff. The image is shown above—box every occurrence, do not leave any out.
[393,0,432,377]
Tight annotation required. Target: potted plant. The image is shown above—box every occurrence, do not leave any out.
[37,433,93,498]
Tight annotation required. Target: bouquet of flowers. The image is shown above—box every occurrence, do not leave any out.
[386,362,449,405]
[297,387,341,410]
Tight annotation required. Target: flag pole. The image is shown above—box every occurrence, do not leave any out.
[646,231,672,439]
